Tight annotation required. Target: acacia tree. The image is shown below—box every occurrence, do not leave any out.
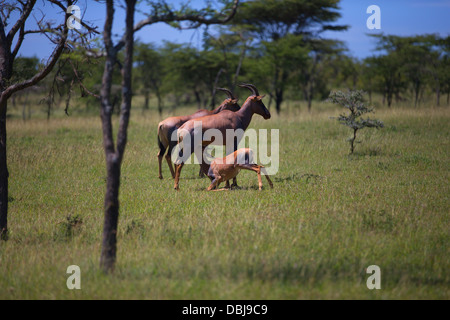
[0,0,97,240]
[97,0,239,273]
[134,42,164,113]
[329,90,384,154]
[203,27,252,104]
[234,0,347,113]
[299,39,344,111]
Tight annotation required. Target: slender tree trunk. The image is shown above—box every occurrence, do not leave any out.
[100,0,136,273]
[387,89,393,108]
[275,88,283,115]
[210,68,224,109]
[100,157,121,270]
[0,98,8,240]
[1,19,11,240]
[350,128,357,154]
[194,89,202,109]
[436,84,440,107]
[414,81,420,107]
[22,92,29,121]
[231,39,247,92]
[307,95,312,112]
[267,93,273,110]
[47,97,52,120]
[143,89,149,111]
[155,88,162,116]
[307,79,314,112]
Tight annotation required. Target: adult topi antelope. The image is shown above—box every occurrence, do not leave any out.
[157,88,239,179]
[205,148,274,191]
[174,83,271,191]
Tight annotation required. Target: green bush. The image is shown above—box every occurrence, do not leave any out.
[329,90,384,154]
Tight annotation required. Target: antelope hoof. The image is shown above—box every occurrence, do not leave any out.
[159,175,163,180]
[231,184,241,190]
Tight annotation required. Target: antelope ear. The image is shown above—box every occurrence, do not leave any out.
[256,95,266,100]
[231,99,239,104]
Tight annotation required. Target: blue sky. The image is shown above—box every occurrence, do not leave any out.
[14,0,450,61]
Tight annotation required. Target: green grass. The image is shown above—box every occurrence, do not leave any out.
[0,102,449,299]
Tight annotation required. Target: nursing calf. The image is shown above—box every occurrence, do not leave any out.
[205,148,273,191]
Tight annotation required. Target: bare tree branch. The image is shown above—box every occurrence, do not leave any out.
[0,3,17,26]
[11,24,24,60]
[114,0,240,52]
[68,58,100,99]
[6,0,36,45]
[1,3,71,101]
[49,0,100,35]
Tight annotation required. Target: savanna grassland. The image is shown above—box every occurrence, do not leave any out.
[0,100,449,299]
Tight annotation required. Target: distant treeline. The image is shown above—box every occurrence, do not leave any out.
[10,0,450,118]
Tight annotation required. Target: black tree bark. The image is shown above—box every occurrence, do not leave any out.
[0,98,8,240]
[0,0,72,240]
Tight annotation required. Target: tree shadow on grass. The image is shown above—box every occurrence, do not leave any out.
[274,172,324,184]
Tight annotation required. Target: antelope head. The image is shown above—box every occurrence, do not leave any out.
[215,88,240,113]
[238,83,271,119]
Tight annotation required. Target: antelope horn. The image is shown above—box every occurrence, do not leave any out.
[238,83,260,96]
[216,87,236,100]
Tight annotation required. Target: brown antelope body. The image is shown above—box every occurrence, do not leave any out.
[205,148,273,191]
[157,88,239,179]
[174,84,271,190]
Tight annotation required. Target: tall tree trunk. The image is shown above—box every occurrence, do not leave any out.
[414,81,420,107]
[157,93,162,116]
[275,88,283,115]
[0,98,8,240]
[0,14,10,240]
[387,94,392,108]
[267,93,273,110]
[387,87,393,108]
[154,86,162,116]
[99,46,118,272]
[231,38,247,92]
[100,157,121,270]
[143,89,149,111]
[210,68,224,110]
[307,94,312,112]
[47,97,52,120]
[194,89,202,109]
[307,79,314,112]
[436,83,440,107]
[22,92,29,121]
[100,0,136,273]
